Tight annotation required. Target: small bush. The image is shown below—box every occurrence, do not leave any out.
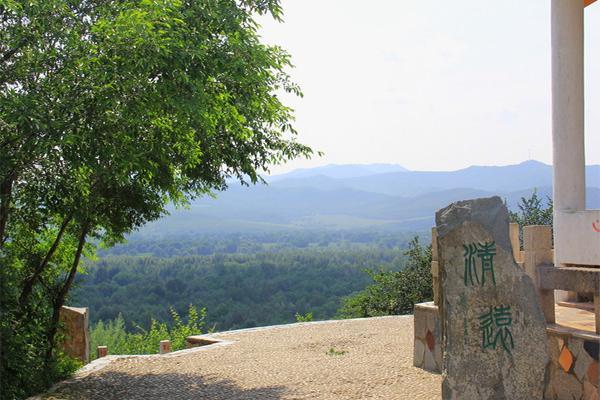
[295,312,313,322]
[90,305,206,358]
[337,237,432,318]
[325,347,347,356]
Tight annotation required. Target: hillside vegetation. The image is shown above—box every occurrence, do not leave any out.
[72,233,416,332]
[73,169,575,335]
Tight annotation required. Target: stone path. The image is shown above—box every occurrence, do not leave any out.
[41,316,441,400]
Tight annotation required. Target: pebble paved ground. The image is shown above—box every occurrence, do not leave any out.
[43,316,441,400]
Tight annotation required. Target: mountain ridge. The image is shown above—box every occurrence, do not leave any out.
[132,161,600,239]
[268,163,409,181]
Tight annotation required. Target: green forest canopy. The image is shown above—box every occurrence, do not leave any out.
[73,232,418,332]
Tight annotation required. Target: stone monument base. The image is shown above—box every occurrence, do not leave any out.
[412,303,600,400]
[413,302,441,373]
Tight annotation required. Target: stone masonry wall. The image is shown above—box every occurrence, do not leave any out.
[59,306,89,363]
[545,330,599,400]
[413,303,600,400]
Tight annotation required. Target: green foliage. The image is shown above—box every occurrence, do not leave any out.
[101,230,419,258]
[325,347,347,356]
[53,351,84,380]
[1,0,312,397]
[508,190,553,249]
[295,312,313,322]
[0,221,92,399]
[337,237,432,318]
[508,190,553,228]
[87,316,128,358]
[73,240,406,332]
[89,305,205,358]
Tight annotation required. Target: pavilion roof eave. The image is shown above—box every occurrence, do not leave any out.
[585,0,597,7]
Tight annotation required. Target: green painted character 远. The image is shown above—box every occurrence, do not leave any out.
[478,305,514,354]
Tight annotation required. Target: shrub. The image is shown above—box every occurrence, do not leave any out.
[295,312,313,322]
[337,237,432,318]
[89,305,206,359]
[508,190,553,248]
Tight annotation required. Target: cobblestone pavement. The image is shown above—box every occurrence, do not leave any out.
[43,316,441,400]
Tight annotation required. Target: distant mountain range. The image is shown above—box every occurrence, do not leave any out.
[132,161,600,238]
[268,163,409,181]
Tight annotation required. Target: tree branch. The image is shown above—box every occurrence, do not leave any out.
[18,214,73,310]
[0,36,29,65]
[45,222,88,363]
[0,174,14,246]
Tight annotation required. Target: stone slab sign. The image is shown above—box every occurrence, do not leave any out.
[436,196,549,400]
[59,306,89,363]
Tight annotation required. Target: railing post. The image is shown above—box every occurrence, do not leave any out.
[97,345,108,358]
[159,340,171,354]
[509,222,522,264]
[595,294,600,334]
[431,227,440,306]
[523,225,555,323]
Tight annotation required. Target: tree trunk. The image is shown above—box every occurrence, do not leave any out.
[0,174,14,246]
[44,223,88,364]
[18,215,73,311]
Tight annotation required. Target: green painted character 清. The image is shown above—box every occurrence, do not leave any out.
[463,243,479,286]
[462,241,496,286]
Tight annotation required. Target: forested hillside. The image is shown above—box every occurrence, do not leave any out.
[69,162,600,334]
[72,233,416,331]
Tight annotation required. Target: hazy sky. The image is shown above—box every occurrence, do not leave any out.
[258,0,600,174]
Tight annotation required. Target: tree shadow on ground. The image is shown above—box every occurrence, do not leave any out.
[43,371,290,400]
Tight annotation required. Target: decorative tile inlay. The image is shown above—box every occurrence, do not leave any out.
[584,340,599,361]
[548,336,563,361]
[570,338,585,360]
[574,348,593,382]
[425,330,435,351]
[589,361,598,387]
[558,346,574,373]
[584,380,600,400]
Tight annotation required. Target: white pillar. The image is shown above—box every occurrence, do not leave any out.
[551,0,586,268]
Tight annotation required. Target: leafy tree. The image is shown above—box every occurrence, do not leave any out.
[508,190,553,249]
[0,0,312,397]
[337,237,432,318]
[509,190,553,228]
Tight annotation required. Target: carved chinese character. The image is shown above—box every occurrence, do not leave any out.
[478,305,514,354]
[462,241,496,286]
